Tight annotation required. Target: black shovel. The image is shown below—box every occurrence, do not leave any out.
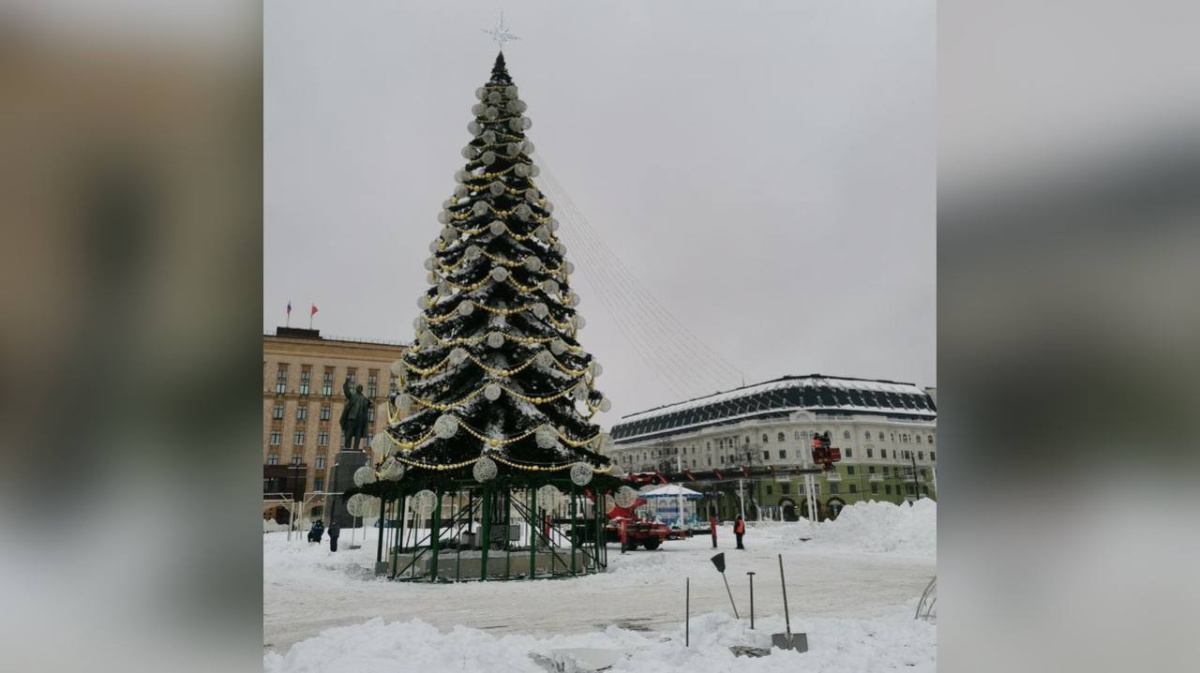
[771,554,808,652]
[710,553,740,619]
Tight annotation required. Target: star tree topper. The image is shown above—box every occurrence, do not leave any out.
[481,10,520,49]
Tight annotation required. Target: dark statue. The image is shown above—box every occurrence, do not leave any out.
[340,378,372,450]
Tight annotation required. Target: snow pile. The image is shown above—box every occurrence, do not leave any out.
[816,499,936,557]
[264,609,935,673]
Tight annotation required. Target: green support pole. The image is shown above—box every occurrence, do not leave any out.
[429,490,443,583]
[376,497,386,566]
[480,485,492,581]
[504,489,512,579]
[529,488,537,580]
[570,484,578,575]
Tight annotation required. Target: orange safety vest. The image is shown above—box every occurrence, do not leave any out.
[734,519,745,535]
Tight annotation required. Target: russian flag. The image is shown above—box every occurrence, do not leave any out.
[286,300,292,315]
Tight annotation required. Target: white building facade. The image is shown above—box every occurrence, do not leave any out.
[607,375,937,521]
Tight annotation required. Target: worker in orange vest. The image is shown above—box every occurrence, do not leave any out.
[734,514,746,550]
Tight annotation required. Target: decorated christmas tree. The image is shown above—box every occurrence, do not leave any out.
[374,53,613,485]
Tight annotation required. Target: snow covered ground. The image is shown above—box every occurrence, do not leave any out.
[265,500,936,672]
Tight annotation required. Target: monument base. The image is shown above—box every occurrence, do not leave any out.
[324,449,370,528]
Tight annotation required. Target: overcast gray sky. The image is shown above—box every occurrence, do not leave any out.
[264,0,935,421]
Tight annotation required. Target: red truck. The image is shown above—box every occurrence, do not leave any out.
[604,496,671,550]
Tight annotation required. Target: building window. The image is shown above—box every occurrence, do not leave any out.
[916,435,923,444]
[744,436,750,444]
[928,435,934,444]
[319,405,331,421]
[317,432,328,447]
[868,465,876,473]
[299,370,311,395]
[275,366,288,394]
[322,371,333,396]
[314,477,324,491]
[777,432,785,442]
[813,484,821,495]
[316,455,326,469]
[766,485,773,495]
[870,483,879,494]
[706,457,711,466]
[865,431,871,440]
[267,454,279,465]
[706,442,710,450]
[845,449,852,458]
[781,483,790,495]
[719,456,724,464]
[368,372,378,397]
[293,431,305,446]
[885,485,892,495]
[269,432,282,446]
[931,451,936,461]
[843,430,851,440]
[847,466,855,475]
[849,483,857,493]
[291,454,301,465]
[762,434,769,443]
[389,374,399,393]
[367,406,375,422]
[907,484,916,495]
[798,483,805,495]
[778,450,787,459]
[346,368,357,385]
[867,448,873,458]
[794,431,800,440]
[296,405,308,421]
[918,451,924,460]
[921,469,928,479]
[763,451,769,461]
[272,403,284,420]
[880,449,887,459]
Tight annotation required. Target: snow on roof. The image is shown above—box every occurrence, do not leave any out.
[610,374,935,443]
[619,375,928,423]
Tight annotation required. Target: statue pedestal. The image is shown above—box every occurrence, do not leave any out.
[324,449,370,528]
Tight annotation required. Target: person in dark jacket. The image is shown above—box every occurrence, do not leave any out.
[308,520,325,543]
[734,515,746,550]
[328,521,341,552]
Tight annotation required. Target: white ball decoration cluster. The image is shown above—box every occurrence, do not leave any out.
[458,301,474,316]
[531,303,549,318]
[465,245,482,260]
[481,151,496,165]
[487,332,505,348]
[600,398,613,412]
[412,490,438,516]
[389,359,405,377]
[614,486,639,509]
[394,393,413,416]
[535,425,559,449]
[491,267,510,282]
[472,200,489,216]
[505,85,518,99]
[537,484,560,507]
[570,462,594,486]
[353,466,376,487]
[489,220,506,235]
[483,130,497,144]
[550,339,567,355]
[379,457,406,481]
[434,414,459,439]
[449,347,469,366]
[489,181,505,196]
[514,164,529,177]
[468,121,482,136]
[473,456,498,482]
[370,432,391,454]
[483,383,502,401]
[536,350,554,368]
[524,256,542,271]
